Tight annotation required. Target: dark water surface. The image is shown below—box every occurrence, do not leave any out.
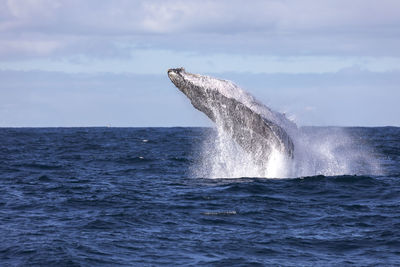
[1,127,399,266]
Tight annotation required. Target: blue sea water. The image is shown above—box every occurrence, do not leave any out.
[0,127,399,266]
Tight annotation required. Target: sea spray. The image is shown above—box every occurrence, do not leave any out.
[193,126,382,178]
[189,83,381,178]
[291,127,382,177]
[193,125,290,178]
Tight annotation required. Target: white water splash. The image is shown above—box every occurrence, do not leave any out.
[290,127,382,177]
[180,71,381,178]
[193,126,382,178]
[194,126,289,178]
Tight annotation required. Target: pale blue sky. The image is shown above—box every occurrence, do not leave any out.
[1,0,399,126]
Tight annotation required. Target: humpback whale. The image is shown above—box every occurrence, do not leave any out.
[168,68,295,160]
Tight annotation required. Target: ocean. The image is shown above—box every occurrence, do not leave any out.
[1,127,399,266]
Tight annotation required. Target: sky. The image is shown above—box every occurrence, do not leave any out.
[1,0,399,127]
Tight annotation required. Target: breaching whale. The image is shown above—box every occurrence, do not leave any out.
[168,67,295,160]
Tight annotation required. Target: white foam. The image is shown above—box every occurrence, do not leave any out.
[186,73,382,179]
[194,126,382,179]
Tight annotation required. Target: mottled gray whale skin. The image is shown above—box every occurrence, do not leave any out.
[168,67,295,159]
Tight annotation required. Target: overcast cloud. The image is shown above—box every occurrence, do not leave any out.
[1,0,400,60]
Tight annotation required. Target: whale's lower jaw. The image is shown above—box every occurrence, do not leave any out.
[168,68,294,159]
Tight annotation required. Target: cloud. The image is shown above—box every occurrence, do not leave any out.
[1,0,400,60]
[3,0,397,35]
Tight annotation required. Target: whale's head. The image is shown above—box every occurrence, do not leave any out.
[168,67,210,96]
[168,67,215,103]
[168,67,218,120]
[167,67,260,122]
[168,67,247,102]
